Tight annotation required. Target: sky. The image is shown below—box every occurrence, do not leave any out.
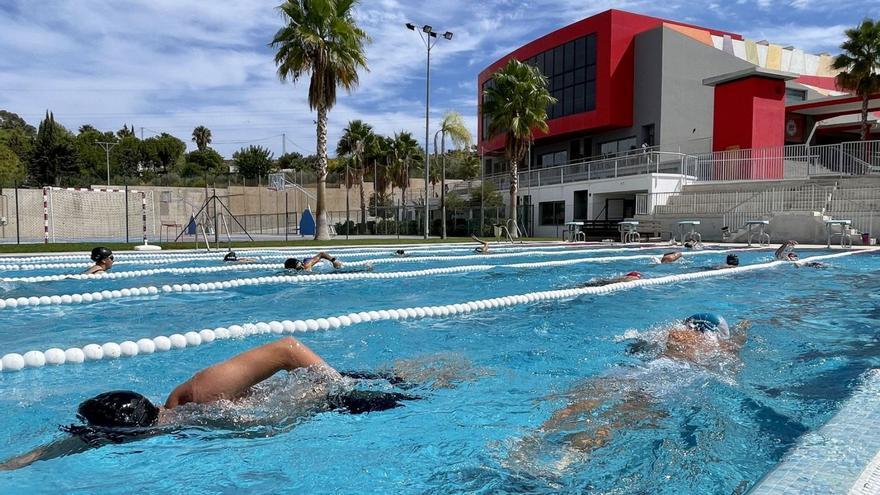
[0,0,874,159]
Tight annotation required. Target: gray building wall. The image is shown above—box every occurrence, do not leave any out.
[656,27,752,153]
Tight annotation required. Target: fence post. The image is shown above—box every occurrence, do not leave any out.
[124,183,130,243]
[14,182,20,245]
[285,191,289,242]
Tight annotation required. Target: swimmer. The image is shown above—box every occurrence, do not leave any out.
[509,313,749,471]
[0,337,417,470]
[471,234,489,254]
[706,253,740,270]
[394,249,409,257]
[222,251,257,263]
[84,247,114,274]
[775,240,798,261]
[683,239,703,250]
[659,252,682,263]
[580,271,642,287]
[283,252,344,271]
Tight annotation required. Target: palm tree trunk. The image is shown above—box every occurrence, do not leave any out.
[509,157,519,238]
[314,104,330,240]
[861,93,870,142]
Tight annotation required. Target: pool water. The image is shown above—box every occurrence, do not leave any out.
[0,244,878,494]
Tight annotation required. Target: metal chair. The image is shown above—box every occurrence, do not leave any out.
[746,220,770,247]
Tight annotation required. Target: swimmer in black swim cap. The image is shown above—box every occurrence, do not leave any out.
[471,234,489,254]
[222,251,257,263]
[394,249,408,257]
[0,337,418,470]
[283,252,343,272]
[84,247,114,274]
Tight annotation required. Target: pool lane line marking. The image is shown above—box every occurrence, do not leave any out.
[0,247,769,304]
[3,248,875,373]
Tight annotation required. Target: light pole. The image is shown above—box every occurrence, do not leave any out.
[95,140,119,186]
[406,22,452,239]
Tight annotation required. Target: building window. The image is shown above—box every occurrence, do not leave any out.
[600,137,638,156]
[539,201,565,225]
[483,33,597,140]
[539,150,568,168]
[785,88,806,104]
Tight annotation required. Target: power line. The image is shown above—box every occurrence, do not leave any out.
[212,134,284,145]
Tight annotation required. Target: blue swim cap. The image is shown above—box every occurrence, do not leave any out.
[685,313,730,339]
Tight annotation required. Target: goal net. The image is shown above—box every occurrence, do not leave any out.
[45,187,156,243]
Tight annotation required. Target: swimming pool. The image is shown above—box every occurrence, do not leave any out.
[0,243,878,494]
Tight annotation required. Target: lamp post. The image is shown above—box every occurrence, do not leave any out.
[406,22,452,239]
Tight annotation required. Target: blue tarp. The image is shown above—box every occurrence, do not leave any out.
[300,207,315,236]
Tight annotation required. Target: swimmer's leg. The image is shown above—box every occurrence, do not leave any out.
[329,390,420,414]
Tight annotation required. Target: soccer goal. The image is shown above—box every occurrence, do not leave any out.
[43,187,156,244]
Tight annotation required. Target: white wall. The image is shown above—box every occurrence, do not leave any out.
[520,173,688,238]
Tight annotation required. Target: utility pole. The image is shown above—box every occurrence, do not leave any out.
[140,127,144,140]
[96,141,119,187]
[282,133,286,155]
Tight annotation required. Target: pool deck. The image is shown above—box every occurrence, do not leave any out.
[750,370,880,495]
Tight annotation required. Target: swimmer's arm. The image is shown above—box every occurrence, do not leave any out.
[165,336,335,409]
[83,265,102,275]
[0,436,90,471]
[306,252,342,269]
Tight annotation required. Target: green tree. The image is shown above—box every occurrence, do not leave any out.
[234,145,275,179]
[482,58,555,236]
[117,124,136,139]
[434,111,472,238]
[0,110,35,134]
[78,124,98,134]
[191,125,212,151]
[271,0,370,240]
[184,148,225,176]
[30,112,78,186]
[365,133,392,194]
[470,181,503,207]
[0,144,26,186]
[74,128,115,183]
[143,133,186,173]
[336,119,375,226]
[832,19,880,142]
[111,136,145,178]
[388,131,422,220]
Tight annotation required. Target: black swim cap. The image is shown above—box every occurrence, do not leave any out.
[90,247,113,263]
[223,251,237,262]
[395,250,405,255]
[284,258,303,270]
[726,254,739,266]
[77,390,159,428]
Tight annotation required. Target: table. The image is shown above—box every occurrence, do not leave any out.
[677,220,701,244]
[746,220,770,247]
[564,221,585,242]
[619,221,640,243]
[825,219,852,248]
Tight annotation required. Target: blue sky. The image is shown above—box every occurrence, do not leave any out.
[0,0,874,158]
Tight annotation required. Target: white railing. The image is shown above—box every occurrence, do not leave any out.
[485,151,690,191]
[484,140,880,190]
[827,186,880,235]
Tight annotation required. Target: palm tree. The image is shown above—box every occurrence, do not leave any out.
[832,19,880,143]
[191,126,212,151]
[271,0,370,240]
[389,132,422,222]
[336,120,374,229]
[433,111,472,238]
[482,58,555,237]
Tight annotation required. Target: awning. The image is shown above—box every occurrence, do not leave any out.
[787,93,880,120]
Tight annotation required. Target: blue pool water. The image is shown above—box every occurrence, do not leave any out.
[0,244,878,494]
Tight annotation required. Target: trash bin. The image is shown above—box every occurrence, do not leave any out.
[493,225,502,238]
[862,233,871,245]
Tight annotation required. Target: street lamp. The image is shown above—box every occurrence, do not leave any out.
[405,22,453,239]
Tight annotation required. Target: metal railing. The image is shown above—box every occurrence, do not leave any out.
[485,140,880,190]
